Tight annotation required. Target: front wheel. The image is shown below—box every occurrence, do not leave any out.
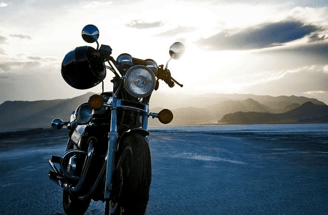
[63,190,91,215]
[117,133,152,215]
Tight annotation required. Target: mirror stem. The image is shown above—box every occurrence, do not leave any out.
[95,40,99,50]
[165,58,172,70]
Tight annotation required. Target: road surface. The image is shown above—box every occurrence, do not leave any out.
[0,127,327,214]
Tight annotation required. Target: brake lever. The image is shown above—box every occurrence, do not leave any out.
[171,76,183,87]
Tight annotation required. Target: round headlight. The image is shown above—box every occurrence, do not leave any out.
[124,65,156,98]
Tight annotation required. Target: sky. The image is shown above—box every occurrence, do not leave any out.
[0,0,328,104]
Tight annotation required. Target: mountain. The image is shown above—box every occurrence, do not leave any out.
[149,93,325,112]
[0,93,94,130]
[282,103,301,113]
[0,93,326,130]
[220,102,328,124]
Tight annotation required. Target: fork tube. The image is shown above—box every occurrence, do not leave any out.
[142,105,149,131]
[104,94,118,200]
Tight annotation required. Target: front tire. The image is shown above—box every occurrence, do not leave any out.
[118,133,151,215]
[63,190,91,215]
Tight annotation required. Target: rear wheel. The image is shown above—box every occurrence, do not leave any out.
[117,133,151,215]
[63,190,91,215]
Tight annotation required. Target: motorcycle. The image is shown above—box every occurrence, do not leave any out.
[48,24,185,215]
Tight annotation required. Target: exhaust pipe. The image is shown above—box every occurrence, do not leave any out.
[49,143,100,195]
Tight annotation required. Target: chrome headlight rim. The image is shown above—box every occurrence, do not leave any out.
[124,65,156,98]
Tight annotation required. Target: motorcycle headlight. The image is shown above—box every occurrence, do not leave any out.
[124,65,156,98]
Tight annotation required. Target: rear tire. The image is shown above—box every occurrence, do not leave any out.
[118,133,151,215]
[63,190,91,215]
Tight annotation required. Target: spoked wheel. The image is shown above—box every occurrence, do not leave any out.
[115,133,152,215]
[63,190,91,215]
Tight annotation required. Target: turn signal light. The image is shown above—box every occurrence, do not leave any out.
[88,94,104,110]
[158,109,173,124]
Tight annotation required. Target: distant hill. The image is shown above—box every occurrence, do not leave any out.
[150,98,274,126]
[282,103,301,113]
[0,93,326,130]
[150,92,325,112]
[220,102,328,124]
[0,93,94,130]
[206,98,272,119]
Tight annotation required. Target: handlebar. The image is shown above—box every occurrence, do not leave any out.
[157,65,183,88]
[105,54,183,88]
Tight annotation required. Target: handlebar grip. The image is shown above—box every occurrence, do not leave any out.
[165,79,175,88]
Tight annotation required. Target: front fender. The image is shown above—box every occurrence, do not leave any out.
[117,128,149,150]
[119,128,149,142]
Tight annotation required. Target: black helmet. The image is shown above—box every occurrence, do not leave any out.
[61,46,106,90]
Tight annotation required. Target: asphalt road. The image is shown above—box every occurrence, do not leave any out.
[0,127,328,215]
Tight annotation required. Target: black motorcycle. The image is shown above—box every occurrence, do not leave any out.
[48,24,185,215]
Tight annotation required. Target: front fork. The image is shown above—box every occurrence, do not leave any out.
[104,94,150,200]
[104,94,118,200]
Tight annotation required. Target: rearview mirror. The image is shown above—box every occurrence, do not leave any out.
[82,24,100,43]
[169,42,185,60]
[51,118,67,130]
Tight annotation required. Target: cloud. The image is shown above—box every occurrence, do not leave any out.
[0,47,6,55]
[0,61,42,73]
[0,2,8,7]
[197,21,320,50]
[27,56,42,61]
[0,35,7,44]
[26,56,58,62]
[262,41,328,61]
[0,67,7,79]
[304,90,327,95]
[0,35,7,55]
[308,33,326,42]
[82,1,112,8]
[10,34,32,40]
[244,65,328,97]
[156,26,196,37]
[126,20,163,29]
[324,65,328,73]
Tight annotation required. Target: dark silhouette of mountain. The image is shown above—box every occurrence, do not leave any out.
[0,93,326,130]
[150,98,272,126]
[204,98,272,124]
[282,103,301,112]
[220,102,328,124]
[150,93,325,112]
[0,93,94,130]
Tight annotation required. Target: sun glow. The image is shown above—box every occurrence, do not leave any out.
[165,43,247,94]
